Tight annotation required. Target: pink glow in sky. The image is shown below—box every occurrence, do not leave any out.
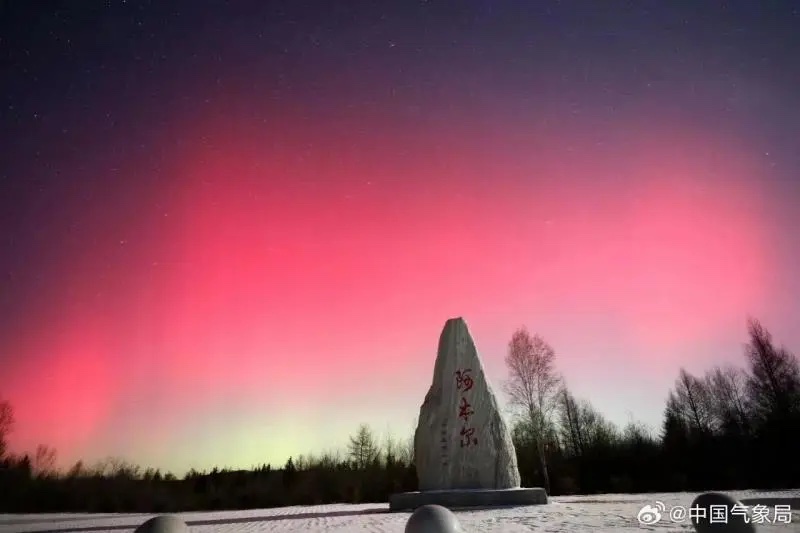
[2,99,794,476]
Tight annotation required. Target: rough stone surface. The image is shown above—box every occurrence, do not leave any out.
[134,515,189,533]
[404,504,464,533]
[391,487,548,511]
[414,317,521,491]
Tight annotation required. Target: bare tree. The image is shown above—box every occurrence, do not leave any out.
[622,419,655,446]
[92,457,141,479]
[142,467,159,481]
[0,398,14,459]
[744,318,800,422]
[383,432,398,467]
[557,386,585,457]
[348,424,379,470]
[557,386,617,456]
[396,419,415,467]
[67,460,85,479]
[669,368,716,435]
[32,444,57,478]
[705,365,751,433]
[317,449,342,470]
[582,403,618,448]
[504,327,561,494]
[294,454,313,471]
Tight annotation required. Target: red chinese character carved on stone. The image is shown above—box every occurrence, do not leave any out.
[454,369,474,392]
[460,426,478,447]
[458,396,474,422]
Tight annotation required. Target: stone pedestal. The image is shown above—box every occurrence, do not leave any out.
[390,487,548,511]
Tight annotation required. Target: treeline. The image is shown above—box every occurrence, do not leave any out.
[508,318,800,495]
[0,318,798,513]
[0,425,418,512]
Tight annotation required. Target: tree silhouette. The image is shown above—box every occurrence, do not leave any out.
[282,457,296,490]
[32,445,57,478]
[0,398,13,460]
[744,318,800,423]
[706,365,750,435]
[504,327,561,495]
[558,387,584,457]
[742,318,800,487]
[556,387,615,459]
[668,369,716,436]
[0,317,798,512]
[67,460,85,479]
[348,424,379,470]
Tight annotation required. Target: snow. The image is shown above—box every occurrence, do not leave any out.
[1,491,798,533]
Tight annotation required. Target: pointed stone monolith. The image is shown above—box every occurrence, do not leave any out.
[414,317,521,491]
[389,317,546,511]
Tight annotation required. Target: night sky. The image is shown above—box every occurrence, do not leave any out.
[1,1,799,474]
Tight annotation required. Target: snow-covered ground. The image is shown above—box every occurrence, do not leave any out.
[1,490,798,533]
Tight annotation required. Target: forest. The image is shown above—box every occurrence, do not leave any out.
[0,318,797,513]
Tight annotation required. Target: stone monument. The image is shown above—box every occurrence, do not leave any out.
[389,317,547,511]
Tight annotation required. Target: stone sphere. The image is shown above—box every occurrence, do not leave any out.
[690,492,756,533]
[405,504,464,533]
[134,515,189,533]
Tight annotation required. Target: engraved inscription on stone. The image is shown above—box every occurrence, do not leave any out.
[414,317,522,491]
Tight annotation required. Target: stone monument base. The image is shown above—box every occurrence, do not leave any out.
[389,487,547,511]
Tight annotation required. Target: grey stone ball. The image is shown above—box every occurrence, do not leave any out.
[134,515,189,533]
[690,492,756,533]
[405,504,464,533]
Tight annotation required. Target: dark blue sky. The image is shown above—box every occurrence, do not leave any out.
[1,1,799,472]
